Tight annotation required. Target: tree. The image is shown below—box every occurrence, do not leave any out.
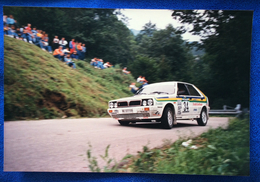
[172,10,252,108]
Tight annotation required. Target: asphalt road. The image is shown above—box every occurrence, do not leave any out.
[4,117,229,172]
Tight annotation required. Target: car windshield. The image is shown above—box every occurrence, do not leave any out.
[136,84,175,95]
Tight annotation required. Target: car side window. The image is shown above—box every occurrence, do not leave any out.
[177,83,189,95]
[186,84,201,96]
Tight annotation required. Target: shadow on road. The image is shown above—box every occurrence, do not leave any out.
[112,121,199,130]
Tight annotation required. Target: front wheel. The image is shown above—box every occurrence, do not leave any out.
[197,109,208,126]
[161,107,175,129]
[118,120,130,126]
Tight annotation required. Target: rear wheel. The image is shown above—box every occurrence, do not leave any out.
[197,109,208,126]
[161,107,175,129]
[118,120,130,126]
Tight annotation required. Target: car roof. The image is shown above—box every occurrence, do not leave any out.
[146,81,194,86]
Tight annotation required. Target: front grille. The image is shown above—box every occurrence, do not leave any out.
[112,113,150,119]
[129,100,141,106]
[118,102,128,107]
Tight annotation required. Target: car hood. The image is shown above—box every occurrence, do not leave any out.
[109,94,173,102]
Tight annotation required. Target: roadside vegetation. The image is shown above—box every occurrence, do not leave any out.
[87,116,250,176]
[4,36,135,120]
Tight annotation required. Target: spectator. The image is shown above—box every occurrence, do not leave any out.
[7,25,19,39]
[53,46,64,60]
[3,13,7,25]
[26,30,35,44]
[76,42,83,60]
[6,15,17,27]
[81,44,86,60]
[129,82,139,94]
[90,58,98,68]
[63,47,70,55]
[59,37,68,49]
[52,36,59,50]
[139,81,148,89]
[42,34,52,53]
[69,38,76,54]
[103,62,112,68]
[122,67,131,75]
[64,54,76,69]
[137,76,143,83]
[20,29,28,42]
[25,23,31,31]
[36,30,43,42]
[71,50,79,60]
[31,27,37,36]
[20,25,25,33]
[4,24,9,35]
[97,59,105,69]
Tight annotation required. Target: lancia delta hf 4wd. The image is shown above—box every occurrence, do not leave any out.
[107,81,210,129]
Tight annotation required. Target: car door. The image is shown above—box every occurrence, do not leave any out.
[177,83,191,117]
[185,84,204,116]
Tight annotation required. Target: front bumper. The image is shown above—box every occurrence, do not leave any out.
[107,106,161,121]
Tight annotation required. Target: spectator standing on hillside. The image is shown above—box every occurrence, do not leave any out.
[69,39,76,53]
[129,82,139,94]
[52,36,59,50]
[59,37,68,49]
[42,34,52,53]
[76,42,83,60]
[122,67,131,75]
[53,46,64,60]
[81,44,86,60]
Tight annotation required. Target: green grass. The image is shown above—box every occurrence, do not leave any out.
[4,36,135,120]
[87,117,250,176]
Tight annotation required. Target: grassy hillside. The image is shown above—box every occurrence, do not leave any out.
[4,36,135,120]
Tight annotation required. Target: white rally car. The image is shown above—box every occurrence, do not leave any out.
[107,81,210,129]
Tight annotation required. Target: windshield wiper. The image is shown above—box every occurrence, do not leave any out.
[149,91,169,95]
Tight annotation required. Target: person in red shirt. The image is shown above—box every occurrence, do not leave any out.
[25,23,31,31]
[53,46,64,61]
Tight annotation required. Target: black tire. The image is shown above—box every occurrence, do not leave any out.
[197,108,208,126]
[118,120,130,126]
[161,107,175,129]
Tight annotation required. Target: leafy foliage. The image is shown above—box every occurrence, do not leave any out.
[172,10,252,108]
[91,117,249,175]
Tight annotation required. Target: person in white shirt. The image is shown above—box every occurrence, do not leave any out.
[122,67,131,74]
[53,36,59,50]
[59,37,68,49]
[129,82,138,94]
[137,76,143,83]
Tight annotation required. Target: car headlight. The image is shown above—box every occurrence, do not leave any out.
[109,102,114,108]
[114,102,117,108]
[142,100,147,106]
[142,99,153,106]
[148,99,153,106]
